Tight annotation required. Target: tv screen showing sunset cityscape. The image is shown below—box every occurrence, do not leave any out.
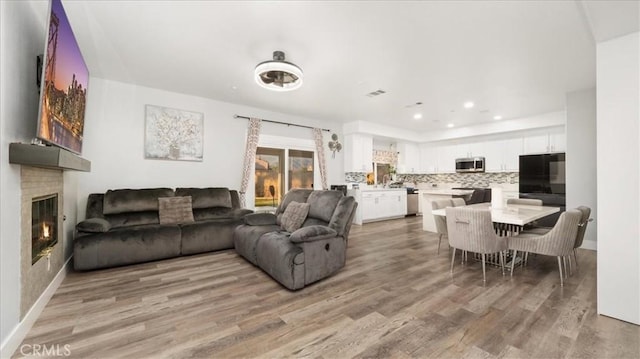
[37,0,88,154]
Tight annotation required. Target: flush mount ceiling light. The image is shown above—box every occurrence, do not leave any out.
[463,101,475,109]
[255,51,303,92]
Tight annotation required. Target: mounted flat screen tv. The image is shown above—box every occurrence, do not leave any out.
[36,0,88,155]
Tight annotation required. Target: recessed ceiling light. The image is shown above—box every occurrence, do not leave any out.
[413,113,423,120]
[493,115,502,120]
[447,123,454,128]
[464,102,474,109]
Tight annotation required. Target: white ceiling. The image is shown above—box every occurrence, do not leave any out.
[61,1,637,132]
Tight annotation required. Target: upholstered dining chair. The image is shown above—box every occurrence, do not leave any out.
[506,198,543,206]
[432,198,467,254]
[446,207,509,282]
[508,209,581,286]
[572,206,593,268]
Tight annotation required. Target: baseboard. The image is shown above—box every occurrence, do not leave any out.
[0,256,72,358]
[581,239,597,251]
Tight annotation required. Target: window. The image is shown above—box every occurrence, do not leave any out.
[289,150,314,190]
[255,147,314,208]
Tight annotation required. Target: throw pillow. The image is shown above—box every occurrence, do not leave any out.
[158,196,195,225]
[280,201,310,233]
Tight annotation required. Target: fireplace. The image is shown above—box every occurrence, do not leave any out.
[31,194,58,265]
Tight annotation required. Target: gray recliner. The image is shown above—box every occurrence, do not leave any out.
[234,189,357,290]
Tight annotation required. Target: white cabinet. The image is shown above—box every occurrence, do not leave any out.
[457,142,485,158]
[523,130,566,154]
[549,132,566,152]
[436,144,457,173]
[397,142,420,173]
[485,138,523,172]
[344,134,373,172]
[419,145,438,173]
[348,189,407,225]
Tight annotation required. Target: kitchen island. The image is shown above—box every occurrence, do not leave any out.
[421,189,474,232]
[347,188,407,225]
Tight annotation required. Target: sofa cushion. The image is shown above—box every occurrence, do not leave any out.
[158,196,195,225]
[103,188,174,214]
[192,207,235,221]
[175,187,232,209]
[280,201,310,232]
[73,224,181,271]
[306,191,343,222]
[276,189,313,215]
[76,218,111,233]
[105,211,159,229]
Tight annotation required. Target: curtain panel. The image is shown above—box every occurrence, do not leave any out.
[312,128,328,190]
[239,118,262,207]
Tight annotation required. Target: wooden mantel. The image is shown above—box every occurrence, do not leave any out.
[9,143,91,172]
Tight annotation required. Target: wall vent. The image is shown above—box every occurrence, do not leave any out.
[366,89,387,97]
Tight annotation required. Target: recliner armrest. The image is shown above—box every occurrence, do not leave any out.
[289,225,338,243]
[243,213,277,226]
[76,218,111,233]
[231,208,254,219]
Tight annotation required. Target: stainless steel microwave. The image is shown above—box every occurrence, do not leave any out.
[455,157,485,173]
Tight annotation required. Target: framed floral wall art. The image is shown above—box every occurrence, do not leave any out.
[144,105,204,161]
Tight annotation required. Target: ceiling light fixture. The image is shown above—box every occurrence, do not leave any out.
[255,51,303,92]
[463,101,475,109]
[493,115,503,120]
[413,113,423,120]
[447,123,455,128]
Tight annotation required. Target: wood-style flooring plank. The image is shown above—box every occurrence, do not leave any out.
[12,216,640,359]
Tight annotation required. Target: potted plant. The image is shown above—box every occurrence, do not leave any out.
[389,166,397,181]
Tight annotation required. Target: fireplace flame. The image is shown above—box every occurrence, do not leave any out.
[43,223,50,239]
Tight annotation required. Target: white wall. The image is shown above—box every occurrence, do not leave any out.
[0,0,47,350]
[77,78,345,219]
[566,88,597,249]
[596,32,640,325]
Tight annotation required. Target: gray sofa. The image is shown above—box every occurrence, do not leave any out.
[234,189,357,290]
[74,187,252,271]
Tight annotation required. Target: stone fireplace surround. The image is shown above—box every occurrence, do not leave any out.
[20,166,64,318]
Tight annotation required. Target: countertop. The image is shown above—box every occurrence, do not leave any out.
[349,188,407,192]
[420,189,475,196]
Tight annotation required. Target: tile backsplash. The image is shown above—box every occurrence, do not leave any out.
[345,171,518,188]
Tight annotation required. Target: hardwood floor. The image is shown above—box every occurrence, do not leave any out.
[14,217,640,358]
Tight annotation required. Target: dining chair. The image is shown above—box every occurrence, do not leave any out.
[506,198,543,206]
[432,199,453,254]
[432,199,467,254]
[508,209,581,286]
[445,207,509,282]
[573,206,593,268]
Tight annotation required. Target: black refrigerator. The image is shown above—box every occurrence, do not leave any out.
[519,153,566,227]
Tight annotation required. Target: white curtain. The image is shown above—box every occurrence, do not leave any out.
[239,118,261,207]
[312,128,328,190]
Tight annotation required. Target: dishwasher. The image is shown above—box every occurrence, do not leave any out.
[406,188,419,216]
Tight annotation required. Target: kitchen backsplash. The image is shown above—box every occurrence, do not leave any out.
[345,171,518,187]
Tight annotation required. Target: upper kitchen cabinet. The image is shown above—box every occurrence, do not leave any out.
[344,134,373,172]
[457,141,485,158]
[485,137,523,172]
[397,142,421,173]
[419,144,438,173]
[523,128,566,154]
[436,143,457,173]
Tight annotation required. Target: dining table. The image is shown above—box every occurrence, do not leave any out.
[431,202,561,227]
[432,202,561,268]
